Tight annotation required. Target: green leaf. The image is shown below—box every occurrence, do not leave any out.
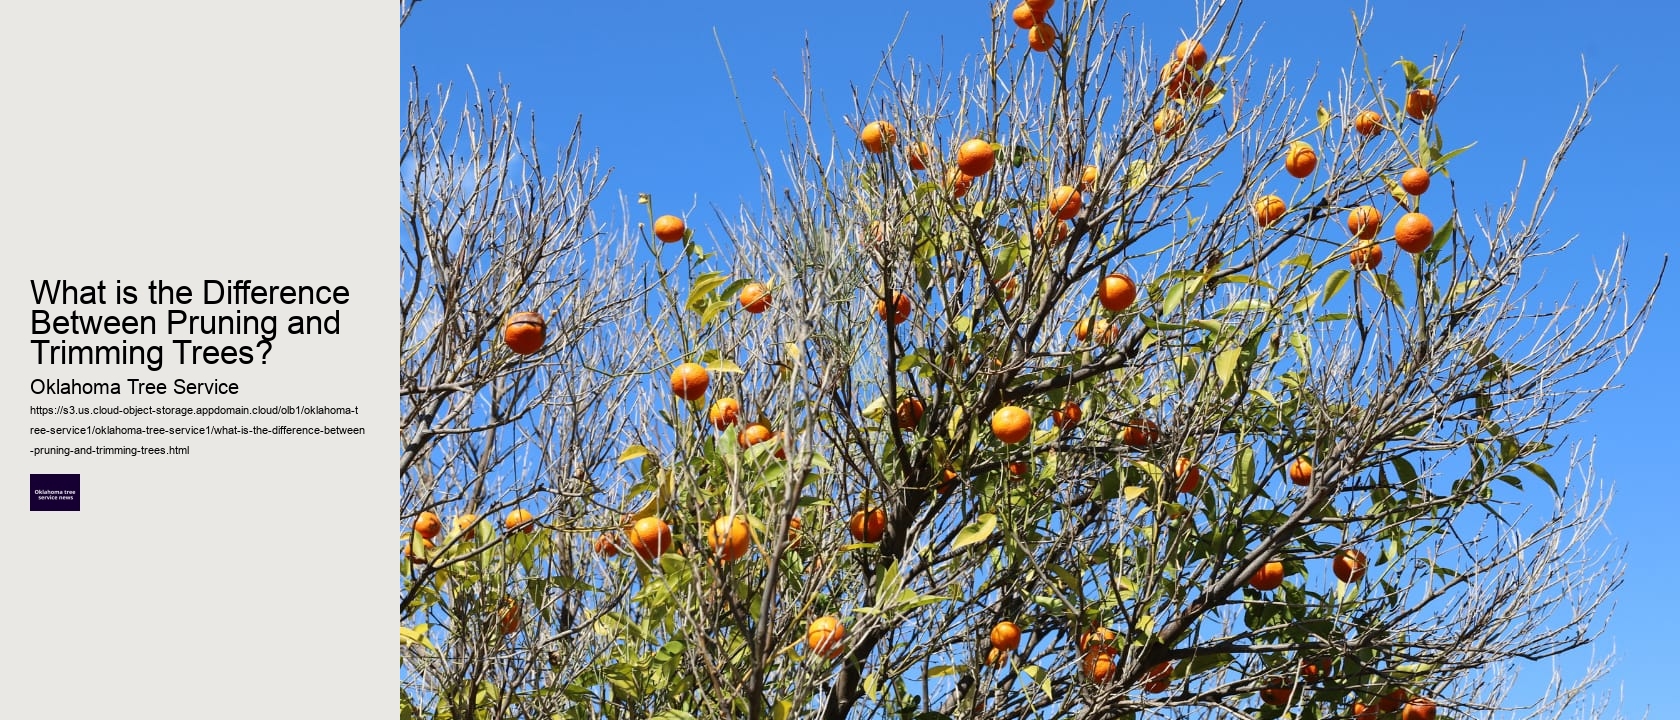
[953,513,998,550]
[1522,461,1558,494]
[927,665,959,678]
[1323,268,1351,302]
[1022,664,1055,700]
[1214,348,1241,387]
[618,445,652,464]
[705,359,743,373]
[1370,273,1405,306]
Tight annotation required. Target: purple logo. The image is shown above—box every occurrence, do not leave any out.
[30,474,79,511]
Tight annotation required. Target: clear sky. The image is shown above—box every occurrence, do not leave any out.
[402,1,1678,715]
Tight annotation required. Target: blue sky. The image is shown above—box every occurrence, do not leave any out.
[402,1,1678,714]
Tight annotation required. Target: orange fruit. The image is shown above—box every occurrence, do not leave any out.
[1402,697,1437,720]
[957,139,996,177]
[1353,109,1384,137]
[1394,212,1435,254]
[876,291,913,325]
[937,467,960,495]
[415,511,442,540]
[452,513,479,538]
[1299,659,1322,682]
[404,535,435,564]
[653,214,686,243]
[1079,626,1118,655]
[1025,0,1054,13]
[807,615,847,658]
[1259,678,1291,706]
[1072,317,1117,344]
[1008,461,1030,478]
[990,621,1022,652]
[1121,417,1159,448]
[738,282,772,313]
[1350,241,1384,271]
[1405,88,1437,120]
[1401,167,1431,195]
[907,141,932,171]
[1079,164,1100,191]
[1346,205,1383,240]
[1028,22,1056,52]
[502,311,546,355]
[1048,185,1083,220]
[1288,457,1313,486]
[1174,457,1202,494]
[1051,400,1083,430]
[786,515,804,549]
[1082,651,1118,682]
[593,533,621,557]
[1352,702,1379,720]
[628,516,673,560]
[1333,548,1368,583]
[1010,3,1041,29]
[1284,141,1318,179]
[860,120,897,153]
[1159,59,1193,99]
[991,406,1034,444]
[669,362,710,401]
[1379,689,1409,713]
[849,507,887,542]
[709,397,742,430]
[504,508,536,533]
[985,646,1009,667]
[498,598,521,635]
[738,422,774,449]
[1144,661,1173,693]
[945,167,974,198]
[1173,38,1209,70]
[1153,106,1187,138]
[706,514,752,562]
[995,275,1020,298]
[1249,560,1285,591]
[1037,217,1071,245]
[1252,194,1286,227]
[894,396,925,429]
[1097,273,1137,312]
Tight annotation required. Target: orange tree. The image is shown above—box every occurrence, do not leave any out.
[399,2,1658,719]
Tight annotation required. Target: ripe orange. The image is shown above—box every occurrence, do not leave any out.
[1010,3,1041,29]
[707,514,752,562]
[786,514,804,549]
[415,511,442,540]
[991,406,1034,444]
[738,282,772,313]
[504,508,536,533]
[1346,205,1383,240]
[995,275,1020,298]
[738,422,774,449]
[1051,400,1083,430]
[1028,22,1056,52]
[904,142,932,172]
[1252,194,1286,227]
[404,535,435,564]
[1350,241,1384,271]
[1025,0,1054,13]
[990,621,1022,652]
[957,139,996,177]
[807,615,847,658]
[1082,651,1118,682]
[1159,60,1193,99]
[876,291,913,325]
[860,120,897,153]
[1008,461,1030,478]
[1288,457,1313,486]
[628,516,673,561]
[1299,659,1322,682]
[768,431,790,460]
[1073,317,1117,344]
[1352,702,1379,720]
[1097,273,1137,312]
[1174,38,1209,70]
[1401,697,1437,720]
[1175,457,1202,494]
[849,507,887,542]
[1144,661,1173,693]
[593,533,620,557]
[1405,88,1437,120]
[1079,164,1099,191]
[1259,678,1292,706]
[1379,689,1409,713]
[1249,560,1285,591]
[1121,417,1159,448]
[1079,626,1118,655]
[498,598,521,635]
[985,647,1009,667]
[709,397,742,430]
[1353,109,1384,137]
[1037,217,1070,245]
[1284,141,1318,179]
[1153,106,1187,138]
[937,467,960,495]
[503,311,546,355]
[452,513,479,538]
[1394,212,1435,254]
[653,214,686,243]
[669,362,710,401]
[1401,167,1431,195]
[1333,548,1368,583]
[894,396,925,429]
[1048,185,1083,220]
[945,167,974,198]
